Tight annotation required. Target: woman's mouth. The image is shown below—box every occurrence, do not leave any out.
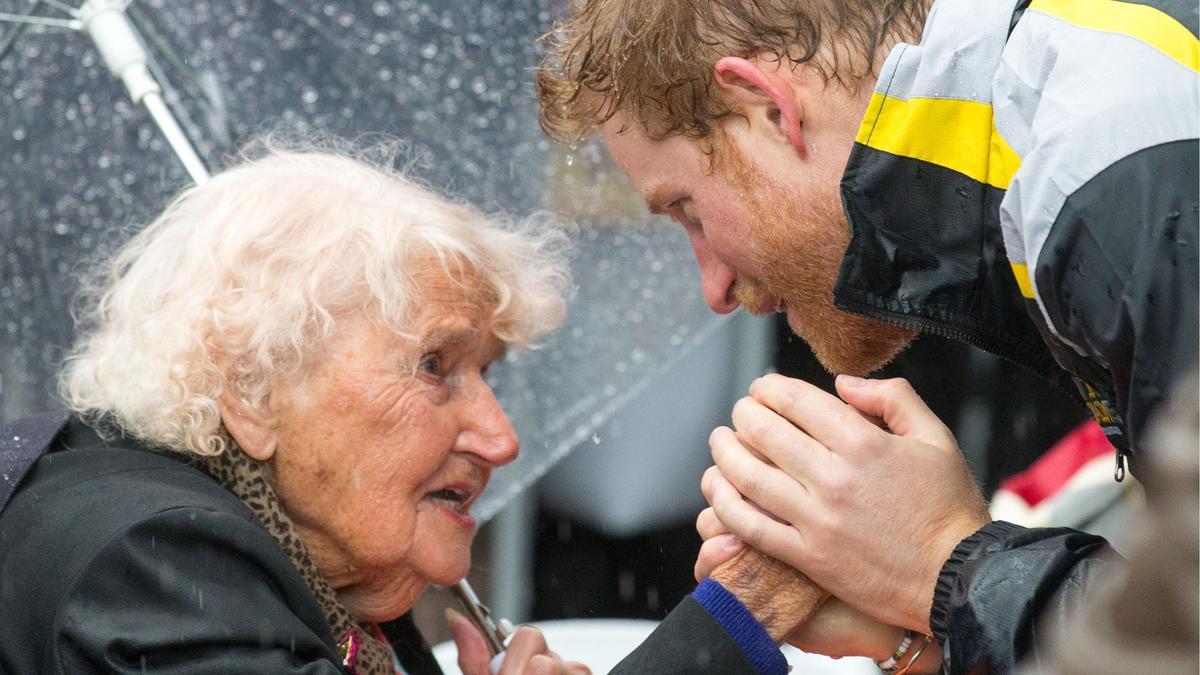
[424,487,473,514]
[422,482,482,528]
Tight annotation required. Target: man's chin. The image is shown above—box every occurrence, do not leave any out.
[785,307,916,376]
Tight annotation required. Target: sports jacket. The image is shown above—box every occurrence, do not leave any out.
[836,0,1197,671]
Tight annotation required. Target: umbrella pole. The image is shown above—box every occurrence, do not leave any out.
[141,90,210,184]
[78,0,210,184]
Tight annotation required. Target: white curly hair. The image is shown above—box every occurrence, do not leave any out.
[60,139,572,456]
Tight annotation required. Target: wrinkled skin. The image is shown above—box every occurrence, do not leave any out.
[264,276,518,621]
[700,374,984,672]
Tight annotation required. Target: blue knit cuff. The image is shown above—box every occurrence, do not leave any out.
[692,578,788,675]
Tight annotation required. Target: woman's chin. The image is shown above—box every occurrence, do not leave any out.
[342,578,431,623]
[428,555,472,587]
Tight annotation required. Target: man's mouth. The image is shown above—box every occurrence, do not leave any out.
[758,298,786,315]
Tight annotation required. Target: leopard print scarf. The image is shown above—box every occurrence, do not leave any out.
[198,438,398,675]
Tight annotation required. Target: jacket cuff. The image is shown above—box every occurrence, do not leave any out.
[929,520,1026,643]
[693,578,789,675]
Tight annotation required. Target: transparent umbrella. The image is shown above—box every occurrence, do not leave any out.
[0,0,729,521]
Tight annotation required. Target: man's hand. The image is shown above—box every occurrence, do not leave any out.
[707,374,990,633]
[450,610,591,675]
[696,507,942,670]
[707,547,827,643]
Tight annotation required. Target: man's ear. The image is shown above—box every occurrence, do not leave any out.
[218,391,279,462]
[713,57,806,159]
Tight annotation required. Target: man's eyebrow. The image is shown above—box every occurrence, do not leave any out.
[642,183,676,214]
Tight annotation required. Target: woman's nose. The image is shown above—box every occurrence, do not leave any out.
[688,231,739,314]
[457,380,519,467]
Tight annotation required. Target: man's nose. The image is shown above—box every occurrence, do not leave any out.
[457,380,520,467]
[687,230,739,314]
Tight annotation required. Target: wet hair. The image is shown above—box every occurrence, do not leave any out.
[60,138,573,456]
[536,0,929,144]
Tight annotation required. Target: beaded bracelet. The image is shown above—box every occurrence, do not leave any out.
[877,629,931,673]
[895,633,931,675]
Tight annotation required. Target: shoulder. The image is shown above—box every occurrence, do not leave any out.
[1,422,263,582]
[0,422,341,673]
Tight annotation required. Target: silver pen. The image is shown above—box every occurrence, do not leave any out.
[451,579,513,657]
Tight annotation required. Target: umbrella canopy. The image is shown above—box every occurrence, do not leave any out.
[0,0,727,520]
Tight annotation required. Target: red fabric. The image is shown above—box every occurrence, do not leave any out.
[999,421,1115,508]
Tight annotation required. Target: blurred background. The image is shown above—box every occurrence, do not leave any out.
[0,1,1100,671]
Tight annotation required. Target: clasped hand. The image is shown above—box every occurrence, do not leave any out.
[695,374,990,661]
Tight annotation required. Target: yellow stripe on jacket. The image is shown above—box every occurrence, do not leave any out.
[855,94,1022,191]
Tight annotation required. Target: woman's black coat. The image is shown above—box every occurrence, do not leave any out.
[0,418,441,674]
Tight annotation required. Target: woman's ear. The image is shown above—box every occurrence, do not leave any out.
[218,391,279,462]
[713,56,807,159]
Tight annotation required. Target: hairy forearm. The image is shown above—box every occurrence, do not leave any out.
[710,548,827,642]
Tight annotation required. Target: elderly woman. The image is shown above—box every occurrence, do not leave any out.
[0,145,587,675]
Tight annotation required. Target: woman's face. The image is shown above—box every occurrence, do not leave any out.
[267,275,518,621]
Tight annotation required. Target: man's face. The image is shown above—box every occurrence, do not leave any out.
[602,116,913,375]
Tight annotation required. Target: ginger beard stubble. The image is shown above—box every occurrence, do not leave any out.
[719,139,915,376]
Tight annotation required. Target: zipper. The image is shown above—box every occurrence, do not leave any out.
[838,297,1133,482]
[835,296,1075,395]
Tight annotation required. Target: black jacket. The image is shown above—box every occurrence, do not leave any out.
[836,0,1198,671]
[610,597,763,674]
[0,418,441,675]
[0,417,756,674]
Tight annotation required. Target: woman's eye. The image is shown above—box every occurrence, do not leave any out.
[418,353,443,378]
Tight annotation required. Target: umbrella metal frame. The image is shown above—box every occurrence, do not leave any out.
[0,0,210,183]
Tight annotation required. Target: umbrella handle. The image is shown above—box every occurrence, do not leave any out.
[79,0,157,103]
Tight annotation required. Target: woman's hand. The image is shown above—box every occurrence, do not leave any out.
[449,609,591,675]
[706,374,990,634]
[696,507,943,672]
[695,506,899,658]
